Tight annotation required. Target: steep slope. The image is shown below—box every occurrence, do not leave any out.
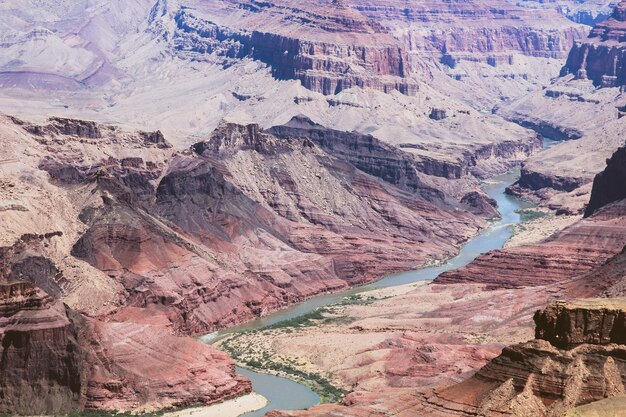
[65,119,484,332]
[414,299,626,417]
[434,199,626,288]
[0,279,249,414]
[561,1,626,88]
[585,144,626,217]
[497,2,626,212]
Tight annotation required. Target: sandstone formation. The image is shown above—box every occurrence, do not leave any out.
[0,111,514,412]
[562,1,626,88]
[267,292,626,417]
[496,1,626,214]
[534,298,626,348]
[412,299,626,417]
[434,199,626,288]
[0,281,83,414]
[349,0,587,63]
[0,238,250,414]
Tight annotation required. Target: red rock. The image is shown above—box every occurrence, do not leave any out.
[435,200,626,288]
[172,1,418,95]
[0,280,250,414]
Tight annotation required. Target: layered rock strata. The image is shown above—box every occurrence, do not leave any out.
[561,1,626,87]
[0,282,83,414]
[434,199,626,288]
[1,112,484,338]
[414,299,626,417]
[349,0,587,64]
[0,248,250,414]
[168,0,418,95]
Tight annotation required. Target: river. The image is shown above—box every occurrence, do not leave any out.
[202,168,531,417]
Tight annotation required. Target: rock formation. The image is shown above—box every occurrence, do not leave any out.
[561,1,626,87]
[434,199,626,288]
[534,298,626,348]
[0,112,508,412]
[414,299,626,417]
[0,281,84,414]
[169,0,418,95]
[585,145,626,217]
[349,0,587,64]
[0,237,250,414]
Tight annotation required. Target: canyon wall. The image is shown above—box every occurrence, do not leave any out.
[349,0,587,65]
[585,144,626,217]
[169,1,418,95]
[436,141,626,288]
[0,113,489,409]
[418,299,626,417]
[561,1,626,87]
[0,233,250,414]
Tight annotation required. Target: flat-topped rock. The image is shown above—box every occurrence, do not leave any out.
[534,298,626,348]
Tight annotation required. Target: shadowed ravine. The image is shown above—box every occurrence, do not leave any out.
[201,168,532,416]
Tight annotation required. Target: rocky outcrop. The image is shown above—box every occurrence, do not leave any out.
[534,298,626,348]
[272,116,540,186]
[170,3,417,95]
[0,281,85,414]
[412,299,626,417]
[351,0,587,65]
[268,116,443,200]
[12,114,479,336]
[435,199,626,288]
[507,165,589,196]
[460,191,499,217]
[561,1,626,87]
[0,278,249,414]
[585,145,626,217]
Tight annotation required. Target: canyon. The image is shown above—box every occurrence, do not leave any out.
[0,108,517,412]
[243,144,626,417]
[1,0,626,415]
[497,2,626,215]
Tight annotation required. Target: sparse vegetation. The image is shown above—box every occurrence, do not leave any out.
[516,208,551,223]
[220,303,354,403]
[221,332,347,403]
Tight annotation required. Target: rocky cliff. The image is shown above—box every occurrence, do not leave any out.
[534,298,626,348]
[411,299,626,417]
[350,0,587,65]
[168,0,418,95]
[0,237,250,414]
[0,112,485,343]
[561,1,626,87]
[434,199,626,288]
[0,282,85,414]
[585,144,626,217]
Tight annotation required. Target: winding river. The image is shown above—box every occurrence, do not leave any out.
[202,168,531,417]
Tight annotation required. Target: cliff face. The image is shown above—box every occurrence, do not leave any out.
[436,138,626,288]
[0,282,85,415]
[270,115,540,187]
[434,199,626,288]
[406,299,626,417]
[170,2,418,95]
[562,1,626,87]
[534,299,626,348]
[5,114,483,337]
[585,145,626,217]
[350,0,587,66]
[0,241,250,414]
